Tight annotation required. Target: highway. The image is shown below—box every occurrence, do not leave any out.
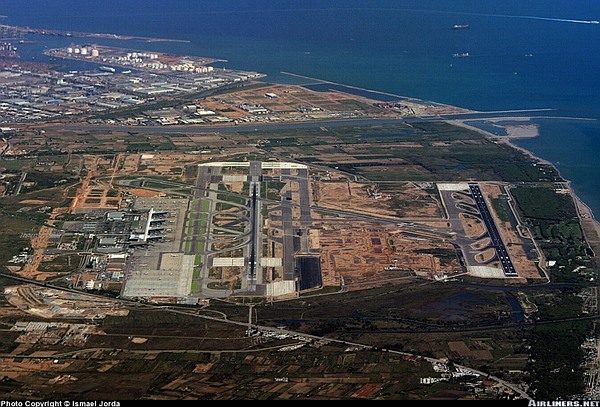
[55,107,575,135]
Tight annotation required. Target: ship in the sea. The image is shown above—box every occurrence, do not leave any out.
[452,24,470,30]
[452,52,469,58]
[99,66,116,73]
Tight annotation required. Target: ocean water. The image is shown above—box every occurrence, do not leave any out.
[1,0,599,215]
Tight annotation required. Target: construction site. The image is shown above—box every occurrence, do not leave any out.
[0,81,566,307]
[5,151,543,305]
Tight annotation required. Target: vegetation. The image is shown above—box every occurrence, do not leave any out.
[490,197,510,223]
[511,187,578,220]
[0,215,40,272]
[508,186,595,397]
[526,321,591,399]
[37,254,81,273]
[252,122,563,183]
[511,186,589,279]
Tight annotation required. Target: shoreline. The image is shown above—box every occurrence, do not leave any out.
[449,119,600,258]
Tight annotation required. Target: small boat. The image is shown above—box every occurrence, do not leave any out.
[452,52,469,58]
[452,24,470,30]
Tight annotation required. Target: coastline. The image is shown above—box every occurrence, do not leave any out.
[449,118,600,259]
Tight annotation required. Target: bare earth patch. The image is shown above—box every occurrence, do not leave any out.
[124,188,164,197]
[19,199,49,205]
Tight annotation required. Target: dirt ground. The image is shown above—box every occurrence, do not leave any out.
[19,207,68,281]
[479,182,540,281]
[314,179,440,218]
[314,179,543,285]
[317,223,459,288]
[311,177,460,286]
[124,188,164,197]
[4,284,129,319]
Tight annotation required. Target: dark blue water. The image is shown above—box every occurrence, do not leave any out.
[2,0,600,216]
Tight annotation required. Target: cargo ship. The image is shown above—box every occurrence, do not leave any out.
[452,24,470,30]
[452,52,469,58]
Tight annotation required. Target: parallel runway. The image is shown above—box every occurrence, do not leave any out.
[468,183,518,277]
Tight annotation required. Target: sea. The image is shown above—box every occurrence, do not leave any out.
[1,0,599,217]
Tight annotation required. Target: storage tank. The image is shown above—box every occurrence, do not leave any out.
[91,49,99,57]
